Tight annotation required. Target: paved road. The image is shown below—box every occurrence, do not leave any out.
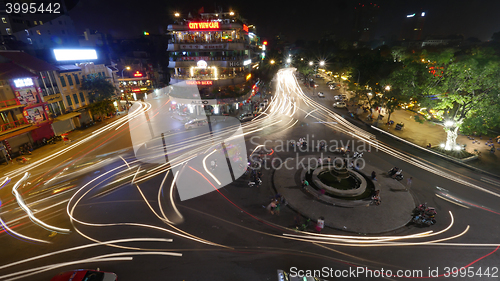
[1,69,500,281]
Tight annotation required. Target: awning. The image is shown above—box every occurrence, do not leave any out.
[0,125,38,141]
[54,112,81,121]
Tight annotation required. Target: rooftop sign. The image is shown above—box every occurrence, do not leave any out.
[188,22,220,30]
[53,49,98,61]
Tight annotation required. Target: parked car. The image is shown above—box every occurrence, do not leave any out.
[334,95,343,100]
[333,102,347,108]
[50,269,117,281]
[185,119,208,129]
[317,92,325,97]
[239,113,254,122]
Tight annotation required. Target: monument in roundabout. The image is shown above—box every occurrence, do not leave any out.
[308,160,372,200]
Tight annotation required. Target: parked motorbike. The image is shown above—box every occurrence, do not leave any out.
[388,167,403,180]
[412,203,437,226]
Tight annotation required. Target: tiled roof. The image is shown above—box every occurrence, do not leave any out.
[0,51,57,72]
[0,62,37,80]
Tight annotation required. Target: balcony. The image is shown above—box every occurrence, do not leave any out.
[168,41,246,52]
[0,98,23,112]
[0,118,30,134]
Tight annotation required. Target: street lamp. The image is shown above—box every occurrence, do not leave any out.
[309,61,313,66]
[174,12,180,17]
[121,66,131,111]
[270,60,275,64]
[319,60,325,66]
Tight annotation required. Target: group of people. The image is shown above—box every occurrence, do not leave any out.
[371,190,381,205]
[266,194,285,215]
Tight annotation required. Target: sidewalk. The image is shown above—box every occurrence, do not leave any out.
[273,155,415,234]
[349,107,500,175]
[0,113,126,175]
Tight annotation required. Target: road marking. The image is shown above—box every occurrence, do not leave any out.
[480,177,500,187]
[435,194,470,209]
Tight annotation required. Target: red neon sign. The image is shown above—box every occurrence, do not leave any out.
[188,22,220,30]
[263,41,268,45]
[186,80,213,85]
[132,88,141,92]
[133,71,143,77]
[243,24,248,32]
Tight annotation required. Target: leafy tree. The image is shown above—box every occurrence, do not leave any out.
[80,76,117,101]
[88,100,115,120]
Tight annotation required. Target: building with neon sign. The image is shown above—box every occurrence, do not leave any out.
[167,11,256,89]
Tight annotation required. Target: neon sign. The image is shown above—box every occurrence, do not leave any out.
[243,24,248,32]
[188,22,220,30]
[13,78,34,88]
[133,71,143,77]
[186,80,213,85]
[197,60,207,69]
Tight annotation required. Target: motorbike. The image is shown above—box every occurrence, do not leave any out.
[248,178,262,187]
[353,151,363,158]
[412,203,437,226]
[388,167,403,180]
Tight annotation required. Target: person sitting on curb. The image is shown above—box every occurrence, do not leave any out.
[301,179,309,189]
[371,171,377,181]
[371,190,381,205]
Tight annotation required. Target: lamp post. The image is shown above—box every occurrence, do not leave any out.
[121,66,131,111]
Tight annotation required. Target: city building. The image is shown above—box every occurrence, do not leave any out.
[0,51,56,156]
[352,3,381,42]
[0,1,78,51]
[400,11,427,41]
[167,11,253,89]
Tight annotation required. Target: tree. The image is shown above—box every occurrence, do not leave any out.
[88,100,115,120]
[80,76,117,101]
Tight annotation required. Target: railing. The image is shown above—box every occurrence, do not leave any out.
[0,118,29,132]
[0,98,21,109]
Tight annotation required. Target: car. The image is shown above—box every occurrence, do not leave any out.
[329,85,337,90]
[326,81,335,85]
[333,102,346,108]
[334,95,343,100]
[317,92,325,97]
[239,113,254,122]
[185,118,208,129]
[50,269,117,281]
[262,99,269,105]
[259,103,266,110]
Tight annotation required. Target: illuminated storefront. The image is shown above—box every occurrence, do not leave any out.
[167,11,254,89]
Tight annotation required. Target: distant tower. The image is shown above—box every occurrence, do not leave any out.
[352,2,380,42]
[400,11,426,41]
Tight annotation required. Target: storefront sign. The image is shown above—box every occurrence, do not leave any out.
[197,60,208,69]
[186,80,213,85]
[180,44,226,50]
[243,24,249,32]
[15,87,40,106]
[13,78,34,88]
[179,56,210,61]
[24,106,47,124]
[188,22,220,30]
[228,61,242,67]
[44,93,63,103]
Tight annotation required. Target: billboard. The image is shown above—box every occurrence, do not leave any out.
[53,49,98,61]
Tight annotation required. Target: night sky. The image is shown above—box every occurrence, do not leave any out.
[68,0,500,43]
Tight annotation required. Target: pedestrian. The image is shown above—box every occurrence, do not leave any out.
[301,179,309,188]
[371,171,377,181]
[316,216,325,233]
[267,200,277,215]
[327,156,331,163]
[407,177,412,188]
[257,170,262,180]
[318,157,323,166]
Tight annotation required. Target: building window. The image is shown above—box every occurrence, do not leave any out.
[36,30,41,35]
[39,21,43,25]
[6,28,11,35]
[67,75,73,86]
[73,74,80,84]
[59,76,66,87]
[66,95,72,106]
[79,92,85,104]
[34,21,37,25]
[2,18,6,24]
[27,38,32,44]
[73,93,79,104]
[102,72,105,77]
